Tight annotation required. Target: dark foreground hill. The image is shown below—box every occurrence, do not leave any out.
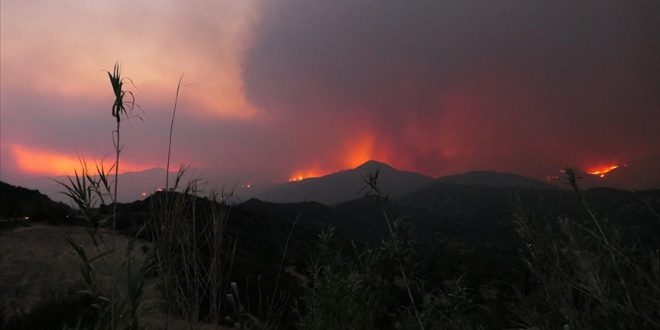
[112,183,660,277]
[5,178,660,328]
[436,170,561,190]
[0,181,71,223]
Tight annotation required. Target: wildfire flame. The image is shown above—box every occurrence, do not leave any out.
[288,170,323,182]
[287,132,380,182]
[586,164,619,178]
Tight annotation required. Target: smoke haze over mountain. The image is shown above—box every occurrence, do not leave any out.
[2,0,659,185]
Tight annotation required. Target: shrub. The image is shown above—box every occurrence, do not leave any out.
[514,168,660,329]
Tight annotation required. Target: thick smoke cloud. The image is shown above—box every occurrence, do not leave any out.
[242,0,660,176]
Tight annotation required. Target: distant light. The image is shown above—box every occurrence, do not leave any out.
[288,176,304,182]
[141,192,147,197]
[156,188,163,192]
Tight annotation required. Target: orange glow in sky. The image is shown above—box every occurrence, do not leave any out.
[1,0,262,119]
[343,133,376,168]
[586,164,619,178]
[287,133,381,182]
[11,144,153,176]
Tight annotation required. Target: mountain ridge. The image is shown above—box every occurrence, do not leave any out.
[0,181,71,223]
[258,161,569,204]
[436,170,561,190]
[257,160,434,204]
[6,156,658,205]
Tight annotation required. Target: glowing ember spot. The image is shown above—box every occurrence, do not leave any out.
[288,170,323,182]
[586,164,619,178]
[10,144,152,176]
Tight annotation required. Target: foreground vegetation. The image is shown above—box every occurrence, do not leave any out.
[3,177,659,329]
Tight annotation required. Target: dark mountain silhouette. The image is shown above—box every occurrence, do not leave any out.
[5,168,170,204]
[0,181,71,223]
[257,163,571,205]
[8,167,273,204]
[12,155,657,206]
[435,170,562,190]
[257,160,434,204]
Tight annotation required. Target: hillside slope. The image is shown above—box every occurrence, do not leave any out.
[258,160,433,204]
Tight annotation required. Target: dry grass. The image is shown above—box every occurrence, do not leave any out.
[0,224,234,329]
[1,225,121,312]
[0,225,151,310]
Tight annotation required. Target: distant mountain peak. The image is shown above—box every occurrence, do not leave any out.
[258,160,433,204]
[353,160,395,171]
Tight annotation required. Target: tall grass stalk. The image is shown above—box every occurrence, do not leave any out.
[151,73,234,326]
[363,170,424,330]
[108,62,136,329]
[267,214,300,325]
[165,74,184,191]
[55,63,147,330]
[53,63,241,328]
[147,170,235,326]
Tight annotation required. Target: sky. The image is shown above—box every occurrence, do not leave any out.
[2,0,659,187]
